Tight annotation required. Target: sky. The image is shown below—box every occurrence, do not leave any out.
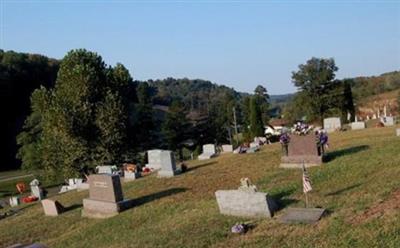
[1,0,400,94]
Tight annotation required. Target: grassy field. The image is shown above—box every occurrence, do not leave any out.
[1,127,400,247]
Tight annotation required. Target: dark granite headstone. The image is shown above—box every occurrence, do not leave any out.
[279,208,326,224]
[82,174,134,218]
[280,134,322,168]
[88,174,123,202]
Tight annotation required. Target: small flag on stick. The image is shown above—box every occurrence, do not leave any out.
[302,163,312,193]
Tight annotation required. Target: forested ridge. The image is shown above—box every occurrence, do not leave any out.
[1,49,399,172]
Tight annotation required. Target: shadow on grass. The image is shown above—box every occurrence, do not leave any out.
[324,145,369,162]
[0,191,12,197]
[324,183,362,196]
[132,188,187,207]
[270,187,299,211]
[186,162,217,172]
[64,203,83,212]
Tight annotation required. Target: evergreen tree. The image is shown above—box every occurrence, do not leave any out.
[249,96,264,138]
[133,82,154,150]
[162,100,189,156]
[16,87,51,171]
[254,85,270,125]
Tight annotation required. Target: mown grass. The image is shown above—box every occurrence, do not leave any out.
[1,127,400,247]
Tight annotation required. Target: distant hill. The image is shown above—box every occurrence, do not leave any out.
[0,50,59,171]
[351,71,400,102]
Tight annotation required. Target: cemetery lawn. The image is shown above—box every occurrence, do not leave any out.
[1,127,400,248]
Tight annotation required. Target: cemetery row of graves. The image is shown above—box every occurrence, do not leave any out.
[0,117,399,247]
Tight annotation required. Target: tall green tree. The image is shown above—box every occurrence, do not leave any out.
[19,49,131,180]
[249,96,264,138]
[254,85,270,124]
[133,82,154,149]
[292,57,339,123]
[162,100,189,154]
[16,87,51,171]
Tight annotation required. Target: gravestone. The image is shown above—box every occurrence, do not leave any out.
[323,117,341,133]
[9,196,20,207]
[41,199,65,216]
[280,134,322,168]
[146,149,163,170]
[96,165,114,174]
[82,174,134,218]
[396,128,400,137]
[380,116,394,126]
[59,178,87,193]
[157,150,178,178]
[215,179,277,218]
[30,179,44,200]
[124,171,140,181]
[279,208,326,224]
[198,144,216,160]
[350,122,366,130]
[221,144,233,153]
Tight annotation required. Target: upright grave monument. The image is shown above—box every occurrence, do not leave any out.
[198,144,217,160]
[82,174,134,218]
[41,199,65,216]
[280,134,322,168]
[380,116,395,126]
[221,144,233,153]
[146,149,163,170]
[157,150,179,178]
[323,117,341,133]
[350,121,366,130]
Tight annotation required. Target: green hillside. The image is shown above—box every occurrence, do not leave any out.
[1,126,399,247]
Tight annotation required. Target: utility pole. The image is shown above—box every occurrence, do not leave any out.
[233,107,239,146]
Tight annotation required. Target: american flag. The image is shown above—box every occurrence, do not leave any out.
[302,163,312,193]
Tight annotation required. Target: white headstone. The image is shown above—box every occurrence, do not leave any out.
[380,116,395,126]
[97,166,113,174]
[203,144,216,154]
[351,122,366,130]
[396,128,400,137]
[30,179,44,200]
[221,144,233,153]
[9,196,20,207]
[157,150,178,178]
[198,144,217,160]
[124,171,140,181]
[323,117,341,133]
[146,149,163,170]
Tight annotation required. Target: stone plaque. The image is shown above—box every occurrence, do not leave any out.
[396,128,400,137]
[215,190,277,218]
[279,208,326,224]
[88,174,123,203]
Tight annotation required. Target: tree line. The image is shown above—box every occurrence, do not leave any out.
[15,49,272,180]
[6,49,387,178]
